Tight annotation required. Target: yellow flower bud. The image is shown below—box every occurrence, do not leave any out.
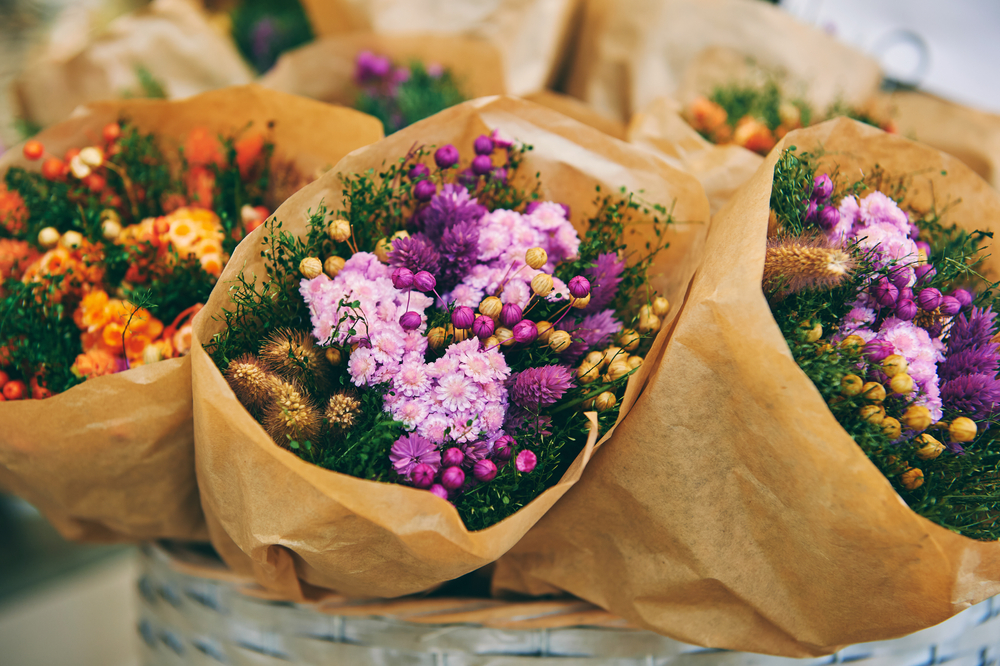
[901,405,932,432]
[451,326,469,342]
[619,328,640,352]
[101,219,122,241]
[607,361,630,381]
[859,404,885,424]
[390,230,410,242]
[841,374,863,396]
[79,146,104,168]
[577,362,601,384]
[800,321,822,343]
[900,467,924,490]
[882,355,908,377]
[585,350,605,367]
[889,373,914,395]
[536,321,553,344]
[652,296,670,318]
[594,391,617,412]
[483,335,500,349]
[100,208,120,224]
[60,230,84,250]
[325,348,343,366]
[638,313,661,334]
[571,294,591,309]
[881,417,901,440]
[840,334,866,351]
[525,247,548,270]
[582,397,596,410]
[427,327,447,350]
[479,296,503,319]
[38,226,60,249]
[299,257,323,279]
[374,237,392,263]
[324,255,346,278]
[862,382,886,403]
[639,304,654,320]
[530,273,554,297]
[949,417,977,443]
[915,434,944,460]
[69,153,91,179]
[327,218,352,242]
[627,355,643,370]
[549,330,572,352]
[495,327,514,346]
[603,346,625,367]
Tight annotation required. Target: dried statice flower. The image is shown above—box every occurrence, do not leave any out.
[224,354,272,413]
[263,378,322,446]
[763,235,855,300]
[259,327,331,392]
[325,391,362,432]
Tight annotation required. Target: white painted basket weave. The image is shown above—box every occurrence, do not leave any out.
[137,543,1000,665]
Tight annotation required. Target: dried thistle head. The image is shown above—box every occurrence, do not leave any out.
[325,390,362,433]
[763,235,854,300]
[263,377,321,446]
[224,354,272,413]
[259,327,331,392]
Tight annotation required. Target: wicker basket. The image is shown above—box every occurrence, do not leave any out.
[137,543,1000,665]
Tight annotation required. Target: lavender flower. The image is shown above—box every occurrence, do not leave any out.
[388,234,441,275]
[509,365,574,409]
[583,252,625,314]
[390,434,441,478]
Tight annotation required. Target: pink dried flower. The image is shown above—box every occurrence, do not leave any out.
[515,449,537,473]
[441,466,465,490]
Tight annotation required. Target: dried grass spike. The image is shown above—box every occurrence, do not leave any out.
[259,327,331,391]
[263,378,322,447]
[763,235,854,300]
[224,354,272,413]
[325,390,362,433]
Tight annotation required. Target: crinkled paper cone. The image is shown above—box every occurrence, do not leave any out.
[192,95,710,599]
[627,96,763,215]
[298,0,580,96]
[566,0,882,123]
[259,33,507,107]
[493,117,1000,656]
[0,85,383,542]
[13,0,253,129]
[524,90,627,141]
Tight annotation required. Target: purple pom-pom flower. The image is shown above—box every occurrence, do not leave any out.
[917,287,942,311]
[414,180,437,202]
[413,270,436,292]
[409,163,430,180]
[472,315,495,340]
[411,463,435,488]
[429,484,449,500]
[434,145,459,169]
[493,435,514,462]
[512,319,538,344]
[812,173,834,202]
[568,276,591,298]
[872,278,899,307]
[914,264,936,284]
[515,450,537,473]
[953,288,974,310]
[399,311,422,331]
[473,459,497,482]
[499,303,523,328]
[441,466,465,490]
[864,339,894,362]
[442,447,465,467]
[451,305,475,329]
[896,299,918,321]
[471,154,492,176]
[940,296,962,316]
[818,205,840,231]
[391,266,414,290]
[473,135,494,155]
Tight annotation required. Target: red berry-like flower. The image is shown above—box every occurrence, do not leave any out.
[22,140,43,161]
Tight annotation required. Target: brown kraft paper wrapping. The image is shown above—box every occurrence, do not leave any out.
[13,0,254,130]
[565,0,882,124]
[492,117,1000,656]
[259,33,507,106]
[191,95,710,599]
[627,96,763,215]
[298,0,581,97]
[0,85,384,542]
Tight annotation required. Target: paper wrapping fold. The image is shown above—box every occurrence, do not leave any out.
[298,0,580,96]
[565,0,882,124]
[627,96,763,215]
[259,32,507,108]
[13,0,254,130]
[493,117,1000,656]
[191,95,710,599]
[0,85,384,542]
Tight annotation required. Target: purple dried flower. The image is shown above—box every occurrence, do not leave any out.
[947,307,997,355]
[461,441,489,466]
[473,459,497,482]
[388,234,441,275]
[940,296,962,316]
[451,306,475,329]
[411,463,435,488]
[391,267,414,290]
[409,163,430,180]
[490,129,512,149]
[872,278,899,307]
[512,319,538,344]
[491,167,507,181]
[390,433,440,478]
[399,311,422,331]
[509,365,574,409]
[499,303,523,328]
[441,466,465,490]
[414,180,437,202]
[941,373,1000,420]
[413,271,436,292]
[889,265,910,289]
[914,264,936,284]
[355,51,391,83]
[812,173,834,202]
[805,200,819,223]
[818,205,840,231]
[525,201,541,215]
[439,219,480,290]
[457,168,478,187]
[896,299,917,321]
[568,276,591,298]
[864,339,894,362]
[916,241,931,257]
[583,252,625,313]
[515,449,537,473]
[442,447,465,467]
[953,288,974,310]
[429,484,448,500]
[473,135,494,155]
[434,145,459,169]
[917,287,942,311]
[940,345,1000,381]
[472,315,495,340]
[493,435,514,461]
[471,154,492,175]
[415,184,486,243]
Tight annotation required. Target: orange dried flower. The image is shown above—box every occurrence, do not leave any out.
[72,348,119,379]
[235,132,265,178]
[734,116,777,155]
[0,185,27,235]
[0,239,39,282]
[184,127,223,167]
[690,96,728,133]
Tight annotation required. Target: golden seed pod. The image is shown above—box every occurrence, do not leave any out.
[390,230,410,242]
[536,321,553,344]
[882,354,908,377]
[324,256,346,278]
[619,328,640,352]
[816,343,834,355]
[101,219,122,241]
[902,405,933,432]
[495,327,515,346]
[78,146,103,167]
[100,208,120,224]
[881,417,902,440]
[607,361,631,381]
[889,373,914,395]
[604,345,624,363]
[915,434,945,460]
[327,218,352,242]
[531,273,554,297]
[859,404,885,424]
[325,348,342,366]
[949,417,977,443]
[841,374,863,396]
[38,226,60,249]
[452,325,469,342]
[479,296,503,319]
[638,313,661,334]
[585,350,606,367]
[69,154,91,179]
[577,362,601,384]
[862,382,886,403]
[374,237,392,263]
[60,230,84,250]
[900,467,924,490]
[839,334,866,351]
[627,355,643,370]
[594,391,617,412]
[571,294,591,309]
[582,396,596,410]
[549,330,572,352]
[803,323,823,343]
[483,335,500,348]
[299,257,323,279]
[652,296,670,318]
[639,304,654,320]
[525,247,548,270]
[325,391,362,432]
[427,327,447,350]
